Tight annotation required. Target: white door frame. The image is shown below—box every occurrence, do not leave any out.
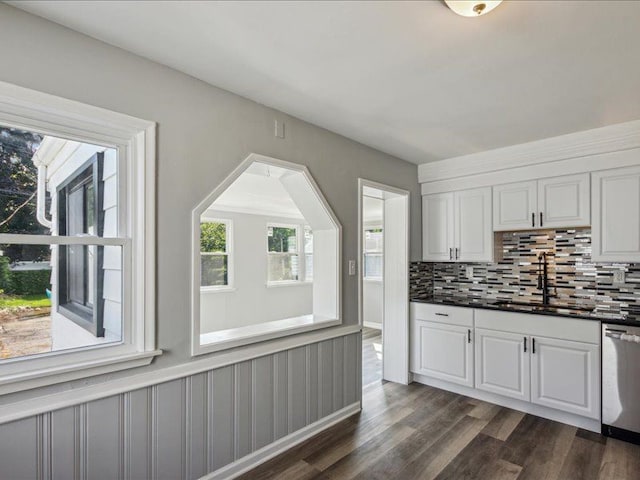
[358,178,410,385]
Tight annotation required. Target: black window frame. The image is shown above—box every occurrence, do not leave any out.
[57,152,105,337]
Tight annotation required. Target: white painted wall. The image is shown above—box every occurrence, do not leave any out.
[200,210,312,333]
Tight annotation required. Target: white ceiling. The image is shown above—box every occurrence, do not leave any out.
[206,171,304,219]
[11,1,640,164]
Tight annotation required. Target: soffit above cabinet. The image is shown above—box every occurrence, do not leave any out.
[420,119,640,195]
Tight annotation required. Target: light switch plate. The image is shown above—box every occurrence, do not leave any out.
[465,266,474,279]
[274,119,285,138]
[613,270,626,284]
[348,260,356,276]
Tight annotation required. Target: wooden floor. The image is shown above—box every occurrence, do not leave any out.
[362,327,382,388]
[240,329,640,480]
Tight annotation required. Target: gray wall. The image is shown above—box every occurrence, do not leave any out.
[0,3,419,477]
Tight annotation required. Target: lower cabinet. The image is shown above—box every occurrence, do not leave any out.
[530,335,600,419]
[410,304,602,423]
[475,330,600,419]
[411,320,474,387]
[475,328,530,402]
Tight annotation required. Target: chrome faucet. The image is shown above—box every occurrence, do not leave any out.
[537,252,551,305]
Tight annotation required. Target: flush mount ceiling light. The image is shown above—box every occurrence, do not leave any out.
[444,0,503,17]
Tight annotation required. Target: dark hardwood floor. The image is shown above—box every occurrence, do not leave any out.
[362,327,382,388]
[240,328,640,480]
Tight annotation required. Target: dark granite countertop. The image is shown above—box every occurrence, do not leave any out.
[409,295,640,327]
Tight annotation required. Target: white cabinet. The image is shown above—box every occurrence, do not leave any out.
[455,188,494,262]
[411,305,602,425]
[410,303,474,387]
[493,181,537,231]
[530,336,600,420]
[423,187,492,262]
[422,192,454,262]
[537,174,591,229]
[412,320,473,387]
[592,166,640,262]
[493,173,590,231]
[475,328,530,402]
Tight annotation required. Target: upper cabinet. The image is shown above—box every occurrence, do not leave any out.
[493,173,590,231]
[422,192,454,262]
[493,181,537,231]
[537,174,591,229]
[423,187,493,262]
[592,166,640,262]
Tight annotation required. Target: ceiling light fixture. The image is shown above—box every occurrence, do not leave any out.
[444,0,503,17]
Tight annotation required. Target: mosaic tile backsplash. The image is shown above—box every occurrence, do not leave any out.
[410,228,640,316]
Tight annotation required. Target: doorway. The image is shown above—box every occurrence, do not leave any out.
[358,179,410,389]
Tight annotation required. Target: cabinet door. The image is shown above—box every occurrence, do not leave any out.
[455,187,493,262]
[493,181,537,231]
[592,166,640,262]
[411,320,473,387]
[475,328,530,401]
[422,193,454,261]
[537,173,590,228]
[530,336,600,419]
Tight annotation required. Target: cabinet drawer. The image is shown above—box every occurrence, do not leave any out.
[411,302,473,327]
[475,309,600,344]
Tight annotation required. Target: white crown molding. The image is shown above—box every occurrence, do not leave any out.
[418,120,640,183]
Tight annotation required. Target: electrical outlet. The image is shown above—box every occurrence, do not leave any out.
[465,266,474,279]
[613,270,626,284]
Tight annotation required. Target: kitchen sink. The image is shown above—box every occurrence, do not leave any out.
[494,300,595,314]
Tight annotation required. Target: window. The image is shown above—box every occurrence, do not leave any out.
[192,155,341,355]
[304,225,313,282]
[0,82,157,394]
[267,224,299,283]
[57,154,104,336]
[200,219,232,289]
[364,228,383,280]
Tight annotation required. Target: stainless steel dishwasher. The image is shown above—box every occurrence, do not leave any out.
[602,323,640,444]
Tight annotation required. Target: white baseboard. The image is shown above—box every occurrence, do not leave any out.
[363,321,382,330]
[201,402,361,480]
[412,374,601,433]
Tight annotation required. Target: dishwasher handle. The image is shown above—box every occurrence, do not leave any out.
[605,327,640,343]
[605,328,627,339]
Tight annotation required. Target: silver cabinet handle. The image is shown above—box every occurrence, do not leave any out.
[524,337,527,353]
[455,247,459,260]
[540,212,543,227]
[532,212,535,227]
[449,248,453,260]
[467,329,471,343]
[435,313,449,317]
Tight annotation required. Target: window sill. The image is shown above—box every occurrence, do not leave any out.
[196,314,340,354]
[265,281,313,288]
[0,349,162,396]
[201,286,236,294]
[364,277,383,283]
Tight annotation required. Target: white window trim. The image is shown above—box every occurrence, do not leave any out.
[191,154,342,357]
[199,217,234,292]
[0,80,159,395]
